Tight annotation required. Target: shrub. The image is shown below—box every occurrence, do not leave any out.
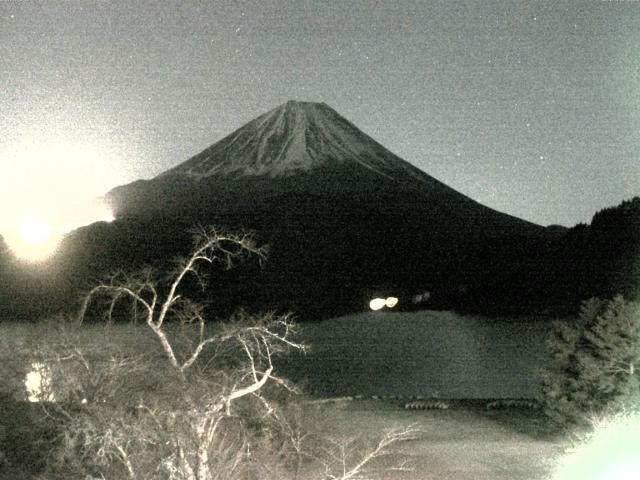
[31,319,415,480]
[35,313,303,479]
[540,295,640,429]
[0,391,65,478]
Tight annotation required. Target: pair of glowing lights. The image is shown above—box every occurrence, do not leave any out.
[369,296,399,311]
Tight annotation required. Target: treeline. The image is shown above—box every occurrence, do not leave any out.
[1,197,639,321]
[451,197,640,315]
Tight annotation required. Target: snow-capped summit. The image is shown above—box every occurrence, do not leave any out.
[159,100,426,183]
[92,100,551,318]
[108,100,540,237]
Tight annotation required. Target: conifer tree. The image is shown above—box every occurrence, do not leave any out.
[540,295,640,428]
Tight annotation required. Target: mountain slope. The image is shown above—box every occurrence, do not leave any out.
[108,101,539,235]
[159,100,434,182]
[96,100,553,318]
[4,102,635,320]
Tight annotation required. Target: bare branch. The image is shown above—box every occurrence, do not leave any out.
[239,337,258,383]
[114,443,137,480]
[322,425,420,480]
[67,226,312,480]
[155,228,265,330]
[78,284,153,325]
[180,336,221,372]
[226,366,273,405]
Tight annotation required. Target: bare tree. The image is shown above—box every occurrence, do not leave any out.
[33,226,417,480]
[70,227,304,480]
[78,227,281,371]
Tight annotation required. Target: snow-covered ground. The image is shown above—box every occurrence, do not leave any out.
[161,100,431,183]
[310,398,565,480]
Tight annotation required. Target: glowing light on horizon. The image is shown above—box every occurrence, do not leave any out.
[369,298,386,310]
[6,214,63,262]
[17,215,51,245]
[370,296,399,311]
[0,138,121,262]
[5,203,114,262]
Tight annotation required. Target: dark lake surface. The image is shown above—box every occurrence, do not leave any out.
[279,310,553,399]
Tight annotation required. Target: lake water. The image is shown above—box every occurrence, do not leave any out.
[279,310,553,399]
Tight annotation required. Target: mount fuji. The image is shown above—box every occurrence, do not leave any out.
[55,101,556,319]
[107,101,538,232]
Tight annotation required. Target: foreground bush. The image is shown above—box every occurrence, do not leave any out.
[540,296,640,429]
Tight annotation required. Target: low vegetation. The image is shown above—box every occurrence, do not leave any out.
[2,225,639,479]
[540,296,640,430]
[0,228,416,480]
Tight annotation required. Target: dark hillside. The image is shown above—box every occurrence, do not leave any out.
[1,102,637,321]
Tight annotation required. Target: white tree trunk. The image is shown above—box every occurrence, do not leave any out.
[195,418,211,480]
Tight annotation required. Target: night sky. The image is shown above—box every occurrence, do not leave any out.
[2,0,639,227]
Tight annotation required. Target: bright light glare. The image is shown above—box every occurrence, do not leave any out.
[385,297,399,308]
[370,298,386,311]
[6,215,63,262]
[25,362,55,402]
[18,216,51,245]
[0,139,121,261]
[553,411,640,480]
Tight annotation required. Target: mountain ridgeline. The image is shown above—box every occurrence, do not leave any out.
[108,101,538,234]
[1,102,638,320]
[104,100,546,317]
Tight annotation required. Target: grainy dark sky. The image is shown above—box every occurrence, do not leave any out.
[2,0,639,227]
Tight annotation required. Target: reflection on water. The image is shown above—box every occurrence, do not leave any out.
[24,361,55,402]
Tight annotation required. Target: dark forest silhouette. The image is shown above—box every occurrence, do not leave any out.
[1,196,638,321]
